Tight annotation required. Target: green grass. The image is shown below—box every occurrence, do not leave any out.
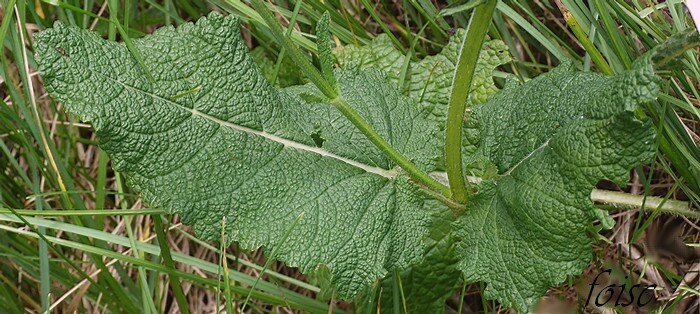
[1,0,698,312]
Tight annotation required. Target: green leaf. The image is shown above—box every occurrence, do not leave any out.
[335,30,510,123]
[315,12,337,90]
[309,264,334,302]
[34,13,442,299]
[374,202,462,313]
[456,61,659,312]
[335,35,404,82]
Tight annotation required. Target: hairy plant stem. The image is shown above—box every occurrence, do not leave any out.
[590,189,698,219]
[444,0,497,204]
[432,172,697,218]
[250,0,450,197]
[329,98,451,196]
[249,0,337,97]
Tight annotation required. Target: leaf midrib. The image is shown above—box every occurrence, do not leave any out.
[80,65,399,179]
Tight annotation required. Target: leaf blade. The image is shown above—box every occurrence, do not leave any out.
[34,13,440,298]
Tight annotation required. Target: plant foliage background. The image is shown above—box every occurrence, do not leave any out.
[1,0,699,313]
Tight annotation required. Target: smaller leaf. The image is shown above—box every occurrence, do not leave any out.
[309,265,335,302]
[648,28,700,70]
[315,12,337,90]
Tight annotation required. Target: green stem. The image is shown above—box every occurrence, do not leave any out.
[250,0,450,196]
[153,216,190,314]
[556,1,614,75]
[330,98,450,196]
[433,172,697,218]
[270,0,302,86]
[249,0,337,97]
[590,189,698,219]
[444,0,497,204]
